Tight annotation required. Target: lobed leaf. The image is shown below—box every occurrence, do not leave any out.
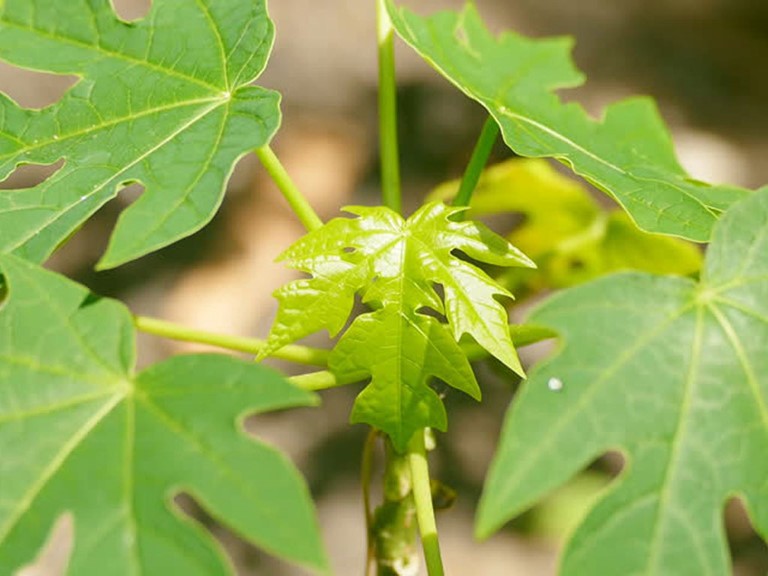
[0,256,327,575]
[0,0,280,268]
[263,201,534,449]
[477,188,768,574]
[386,1,750,242]
[332,309,478,447]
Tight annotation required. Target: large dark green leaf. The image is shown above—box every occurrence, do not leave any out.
[478,188,768,574]
[0,0,279,268]
[386,1,750,242]
[0,256,327,574]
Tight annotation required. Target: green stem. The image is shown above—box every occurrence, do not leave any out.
[362,428,379,576]
[287,370,357,391]
[372,440,419,575]
[255,145,323,231]
[408,431,445,576]
[463,323,558,361]
[134,316,330,366]
[377,0,402,213]
[452,116,500,209]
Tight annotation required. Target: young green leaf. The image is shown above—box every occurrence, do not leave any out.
[386,1,750,242]
[262,201,534,449]
[0,256,327,575]
[0,0,279,268]
[431,159,702,292]
[477,188,768,574]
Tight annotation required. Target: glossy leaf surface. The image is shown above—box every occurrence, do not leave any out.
[386,1,749,242]
[0,0,279,268]
[263,201,534,449]
[0,256,327,575]
[478,188,768,574]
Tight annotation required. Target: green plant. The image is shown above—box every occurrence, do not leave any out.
[0,1,765,575]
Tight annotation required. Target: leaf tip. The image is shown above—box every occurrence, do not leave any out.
[95,243,130,271]
[473,501,502,542]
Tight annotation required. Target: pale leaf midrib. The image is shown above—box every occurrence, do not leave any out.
[0,18,221,92]
[395,13,719,234]
[136,394,297,553]
[0,96,223,172]
[0,354,117,391]
[122,96,231,256]
[490,300,695,513]
[0,388,113,424]
[6,98,227,253]
[0,391,125,544]
[707,303,768,439]
[645,306,707,575]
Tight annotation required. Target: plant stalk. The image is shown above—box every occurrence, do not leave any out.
[452,116,500,209]
[137,313,553,371]
[372,439,419,575]
[134,316,330,366]
[287,370,357,391]
[255,145,324,231]
[362,428,379,576]
[377,0,402,213]
[408,430,445,576]
[464,323,557,361]
[283,325,556,390]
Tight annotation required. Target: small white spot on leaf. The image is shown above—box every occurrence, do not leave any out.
[547,377,563,392]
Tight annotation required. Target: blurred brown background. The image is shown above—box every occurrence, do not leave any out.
[2,0,767,574]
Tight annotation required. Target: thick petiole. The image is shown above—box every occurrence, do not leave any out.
[256,145,324,231]
[453,116,500,210]
[377,0,402,213]
[134,315,330,366]
[408,430,445,576]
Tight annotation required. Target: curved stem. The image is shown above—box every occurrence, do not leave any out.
[377,0,402,213]
[256,145,324,231]
[452,116,500,209]
[134,316,329,366]
[408,430,445,576]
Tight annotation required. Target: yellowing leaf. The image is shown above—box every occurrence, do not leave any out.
[597,211,701,276]
[431,159,597,257]
[432,159,702,291]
